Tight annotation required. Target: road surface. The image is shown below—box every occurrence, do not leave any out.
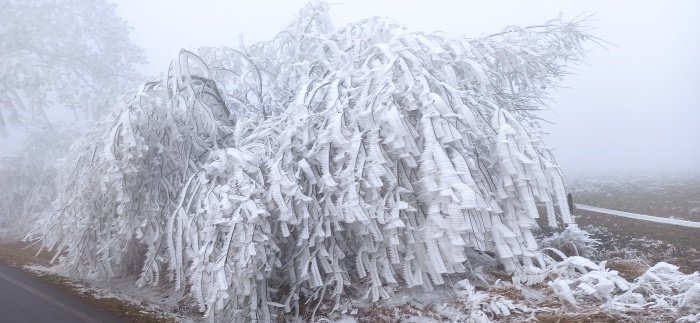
[576,204,700,228]
[0,263,125,323]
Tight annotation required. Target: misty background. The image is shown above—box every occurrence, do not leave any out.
[3,0,699,176]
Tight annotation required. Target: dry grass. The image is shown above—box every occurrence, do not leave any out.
[488,285,524,301]
[537,309,683,323]
[353,303,448,323]
[606,258,649,281]
[536,311,631,323]
[489,269,513,282]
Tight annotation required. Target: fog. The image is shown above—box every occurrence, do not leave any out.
[116,0,700,176]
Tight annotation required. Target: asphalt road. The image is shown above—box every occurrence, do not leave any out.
[0,263,125,323]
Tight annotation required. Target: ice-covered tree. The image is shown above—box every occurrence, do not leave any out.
[0,0,144,238]
[31,3,591,321]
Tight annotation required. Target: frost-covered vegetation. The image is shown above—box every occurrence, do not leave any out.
[17,2,700,322]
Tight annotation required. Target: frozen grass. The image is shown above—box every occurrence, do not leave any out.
[539,225,600,258]
[536,310,629,323]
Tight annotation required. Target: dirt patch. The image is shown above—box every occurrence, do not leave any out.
[0,239,53,266]
[0,240,174,323]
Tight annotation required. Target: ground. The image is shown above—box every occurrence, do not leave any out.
[0,173,698,322]
[318,174,700,322]
[569,173,700,274]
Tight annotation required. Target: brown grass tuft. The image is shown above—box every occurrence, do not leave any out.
[537,311,632,323]
[606,258,649,281]
[489,285,525,301]
[353,303,448,323]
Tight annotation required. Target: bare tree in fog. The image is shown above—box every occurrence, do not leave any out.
[0,0,144,237]
[0,0,144,133]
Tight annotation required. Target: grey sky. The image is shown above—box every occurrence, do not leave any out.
[115,0,700,176]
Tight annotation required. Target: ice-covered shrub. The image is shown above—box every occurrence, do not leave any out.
[606,262,700,314]
[676,312,700,323]
[540,224,600,258]
[29,2,592,320]
[453,279,531,322]
[543,255,700,320]
[546,255,630,304]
